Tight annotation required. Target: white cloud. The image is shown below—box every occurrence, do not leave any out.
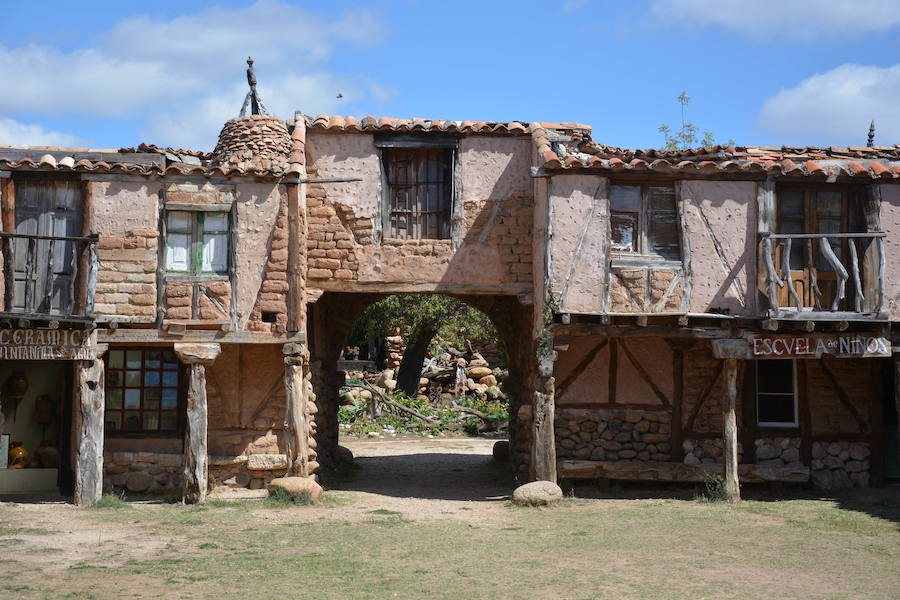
[0,1,389,150]
[651,0,900,41]
[0,117,85,147]
[758,63,900,145]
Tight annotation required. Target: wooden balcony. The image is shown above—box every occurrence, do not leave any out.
[760,232,886,320]
[0,231,99,322]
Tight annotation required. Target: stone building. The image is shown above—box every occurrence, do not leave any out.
[0,88,898,503]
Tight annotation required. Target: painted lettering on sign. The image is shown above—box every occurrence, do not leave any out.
[0,329,96,360]
[748,335,890,359]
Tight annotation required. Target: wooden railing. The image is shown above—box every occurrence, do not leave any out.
[0,232,99,320]
[760,232,885,316]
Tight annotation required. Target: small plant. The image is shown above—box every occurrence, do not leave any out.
[265,487,316,506]
[695,474,729,503]
[91,492,129,510]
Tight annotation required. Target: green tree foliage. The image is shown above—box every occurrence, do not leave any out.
[350,294,499,396]
[658,91,733,151]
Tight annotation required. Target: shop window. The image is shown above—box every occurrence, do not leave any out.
[609,183,681,260]
[755,360,798,428]
[105,348,181,434]
[165,211,230,274]
[382,147,453,240]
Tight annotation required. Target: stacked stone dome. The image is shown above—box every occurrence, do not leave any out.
[209,114,291,172]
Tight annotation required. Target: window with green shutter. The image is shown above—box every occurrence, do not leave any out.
[165,211,230,275]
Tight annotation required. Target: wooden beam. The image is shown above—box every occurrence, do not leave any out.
[671,347,685,461]
[531,355,557,483]
[174,343,221,504]
[283,345,310,478]
[1,178,14,233]
[722,357,740,503]
[555,338,608,400]
[74,358,105,506]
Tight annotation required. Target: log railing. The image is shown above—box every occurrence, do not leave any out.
[760,232,886,315]
[0,231,99,320]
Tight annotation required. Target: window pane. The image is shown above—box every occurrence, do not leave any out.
[106,411,121,432]
[144,371,161,387]
[758,394,796,424]
[123,412,141,431]
[146,351,161,369]
[779,190,806,234]
[163,371,179,387]
[109,350,124,369]
[757,360,794,394]
[144,412,159,431]
[124,389,141,409]
[108,371,123,387]
[163,352,178,370]
[648,214,680,260]
[125,371,141,387]
[145,389,161,410]
[609,185,641,212]
[647,186,676,211]
[816,191,842,219]
[202,234,228,272]
[610,214,637,252]
[166,233,191,271]
[203,212,228,231]
[108,389,123,410]
[167,211,192,233]
[126,351,142,368]
[162,389,178,409]
[160,412,177,431]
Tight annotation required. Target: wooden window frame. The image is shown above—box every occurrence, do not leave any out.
[755,359,799,429]
[104,347,186,437]
[608,181,681,262]
[164,210,231,277]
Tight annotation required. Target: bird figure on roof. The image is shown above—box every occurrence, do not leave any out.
[336,93,343,99]
[239,57,268,117]
[867,120,875,148]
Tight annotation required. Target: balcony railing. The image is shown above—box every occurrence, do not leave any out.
[760,232,885,317]
[0,232,99,321]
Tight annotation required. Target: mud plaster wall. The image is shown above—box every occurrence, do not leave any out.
[554,336,674,406]
[548,175,608,313]
[90,180,161,321]
[877,184,900,317]
[608,268,684,313]
[681,180,757,315]
[304,132,534,292]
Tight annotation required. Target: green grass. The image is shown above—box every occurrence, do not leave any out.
[2,494,899,599]
[90,493,130,510]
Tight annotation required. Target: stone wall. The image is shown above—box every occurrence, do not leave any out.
[103,451,181,495]
[246,197,289,333]
[95,228,158,321]
[811,441,871,489]
[554,408,672,461]
[682,438,745,465]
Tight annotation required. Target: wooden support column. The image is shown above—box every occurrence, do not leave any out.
[531,351,557,483]
[722,357,740,503]
[282,342,310,478]
[174,343,221,504]
[74,349,107,506]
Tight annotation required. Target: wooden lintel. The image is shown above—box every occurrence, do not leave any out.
[635,315,648,327]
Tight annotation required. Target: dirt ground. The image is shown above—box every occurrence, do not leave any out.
[2,437,900,600]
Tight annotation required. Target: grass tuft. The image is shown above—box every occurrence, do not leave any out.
[90,493,130,510]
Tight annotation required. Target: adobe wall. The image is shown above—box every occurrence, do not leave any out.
[304,132,534,294]
[878,184,900,318]
[681,180,758,315]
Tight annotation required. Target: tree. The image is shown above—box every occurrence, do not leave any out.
[658,91,733,151]
[349,294,498,397]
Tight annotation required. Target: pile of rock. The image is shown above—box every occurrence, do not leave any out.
[384,335,404,369]
[554,409,671,461]
[811,441,870,489]
[682,439,745,465]
[209,114,292,172]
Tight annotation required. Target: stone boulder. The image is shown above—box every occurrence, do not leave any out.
[512,481,564,506]
[268,476,323,502]
[125,471,154,493]
[467,366,492,379]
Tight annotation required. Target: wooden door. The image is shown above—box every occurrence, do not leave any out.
[777,188,847,310]
[13,179,82,315]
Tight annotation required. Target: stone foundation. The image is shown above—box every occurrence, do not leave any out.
[554,408,672,462]
[682,438,745,465]
[811,441,871,490]
[208,454,288,490]
[103,451,181,495]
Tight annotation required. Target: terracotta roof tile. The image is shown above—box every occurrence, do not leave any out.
[305,114,568,136]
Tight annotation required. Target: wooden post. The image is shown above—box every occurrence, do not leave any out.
[531,352,557,483]
[282,342,310,477]
[722,357,740,503]
[74,352,106,506]
[174,343,221,504]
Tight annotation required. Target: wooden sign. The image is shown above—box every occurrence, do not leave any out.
[714,334,891,360]
[0,329,96,360]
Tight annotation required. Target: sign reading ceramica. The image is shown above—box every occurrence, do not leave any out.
[747,334,890,359]
[0,329,96,360]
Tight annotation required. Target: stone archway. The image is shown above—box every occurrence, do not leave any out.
[306,291,536,480]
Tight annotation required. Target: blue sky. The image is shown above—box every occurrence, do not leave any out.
[2,0,899,151]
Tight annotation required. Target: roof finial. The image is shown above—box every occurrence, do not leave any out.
[867,120,875,147]
[240,56,268,117]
